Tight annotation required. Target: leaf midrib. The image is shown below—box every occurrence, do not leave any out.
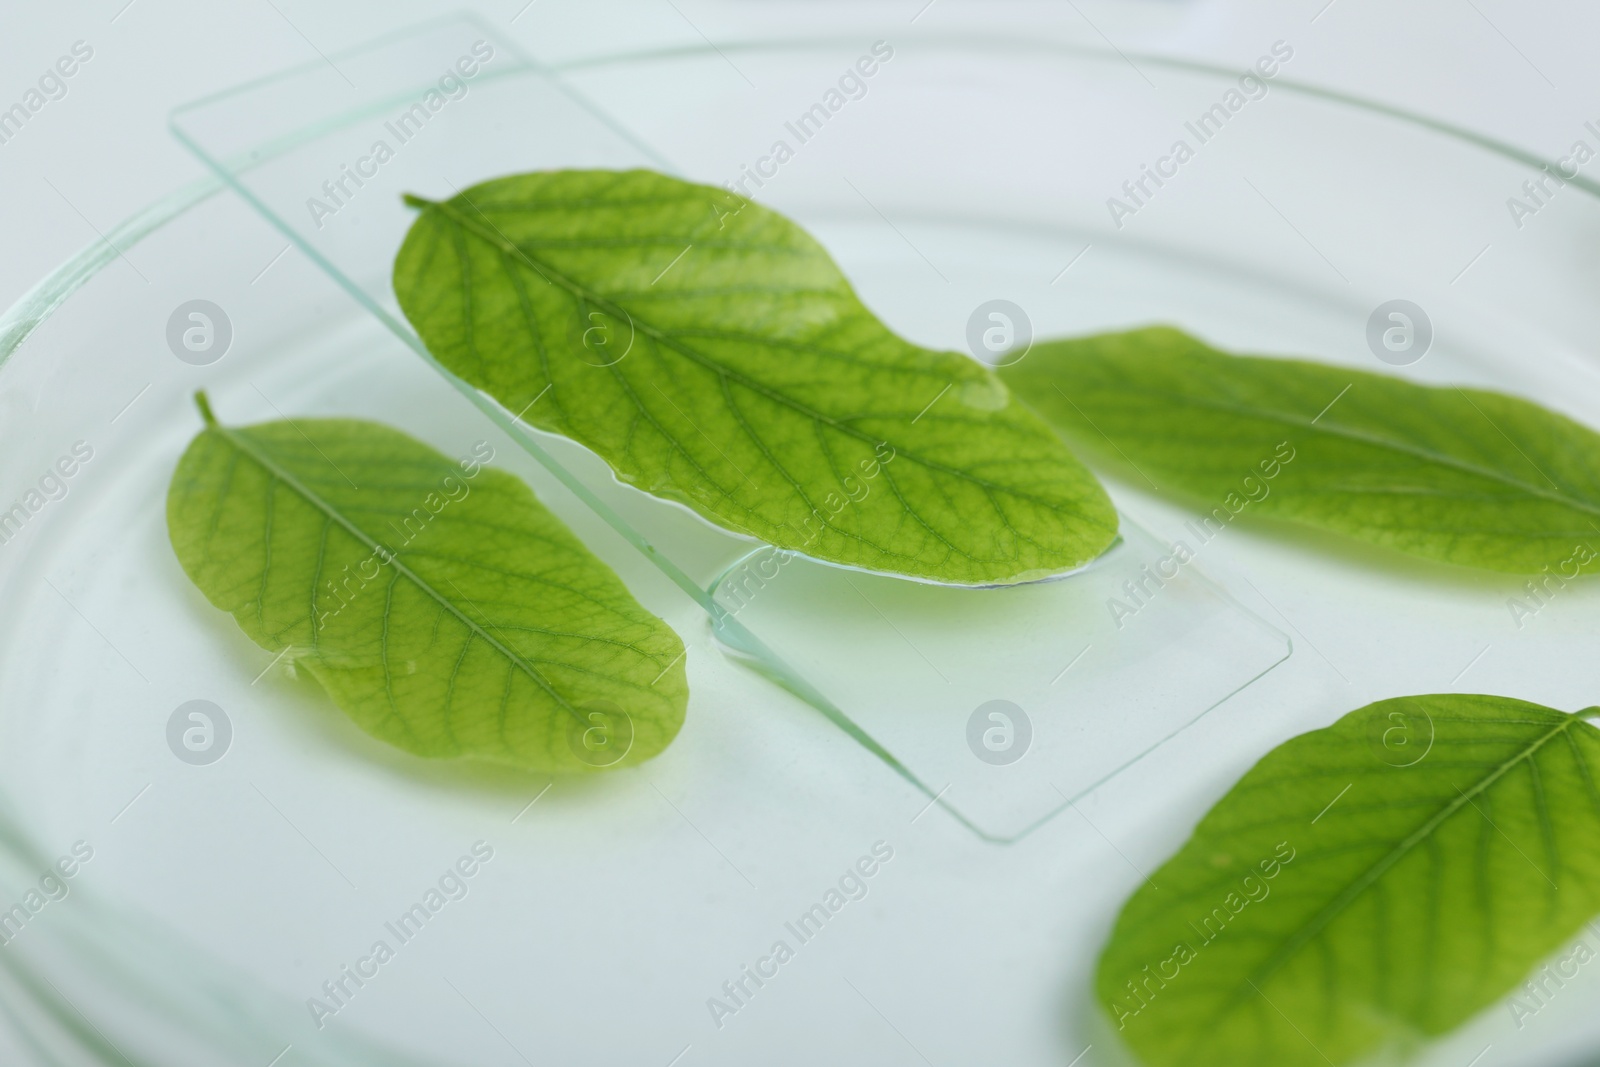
[1195,714,1582,1050]
[208,423,588,727]
[1064,372,1600,523]
[416,196,1093,521]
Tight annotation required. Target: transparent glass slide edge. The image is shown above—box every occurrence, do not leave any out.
[162,16,1303,842]
[710,514,1292,842]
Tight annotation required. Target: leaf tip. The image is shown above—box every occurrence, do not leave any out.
[193,390,219,428]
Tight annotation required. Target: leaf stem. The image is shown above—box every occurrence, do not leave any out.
[193,390,218,428]
[401,193,437,210]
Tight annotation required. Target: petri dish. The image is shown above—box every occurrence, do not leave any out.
[2,17,1597,1066]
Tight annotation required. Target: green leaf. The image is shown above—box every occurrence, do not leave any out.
[166,393,686,772]
[1096,694,1600,1067]
[1002,327,1600,574]
[392,168,1116,586]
